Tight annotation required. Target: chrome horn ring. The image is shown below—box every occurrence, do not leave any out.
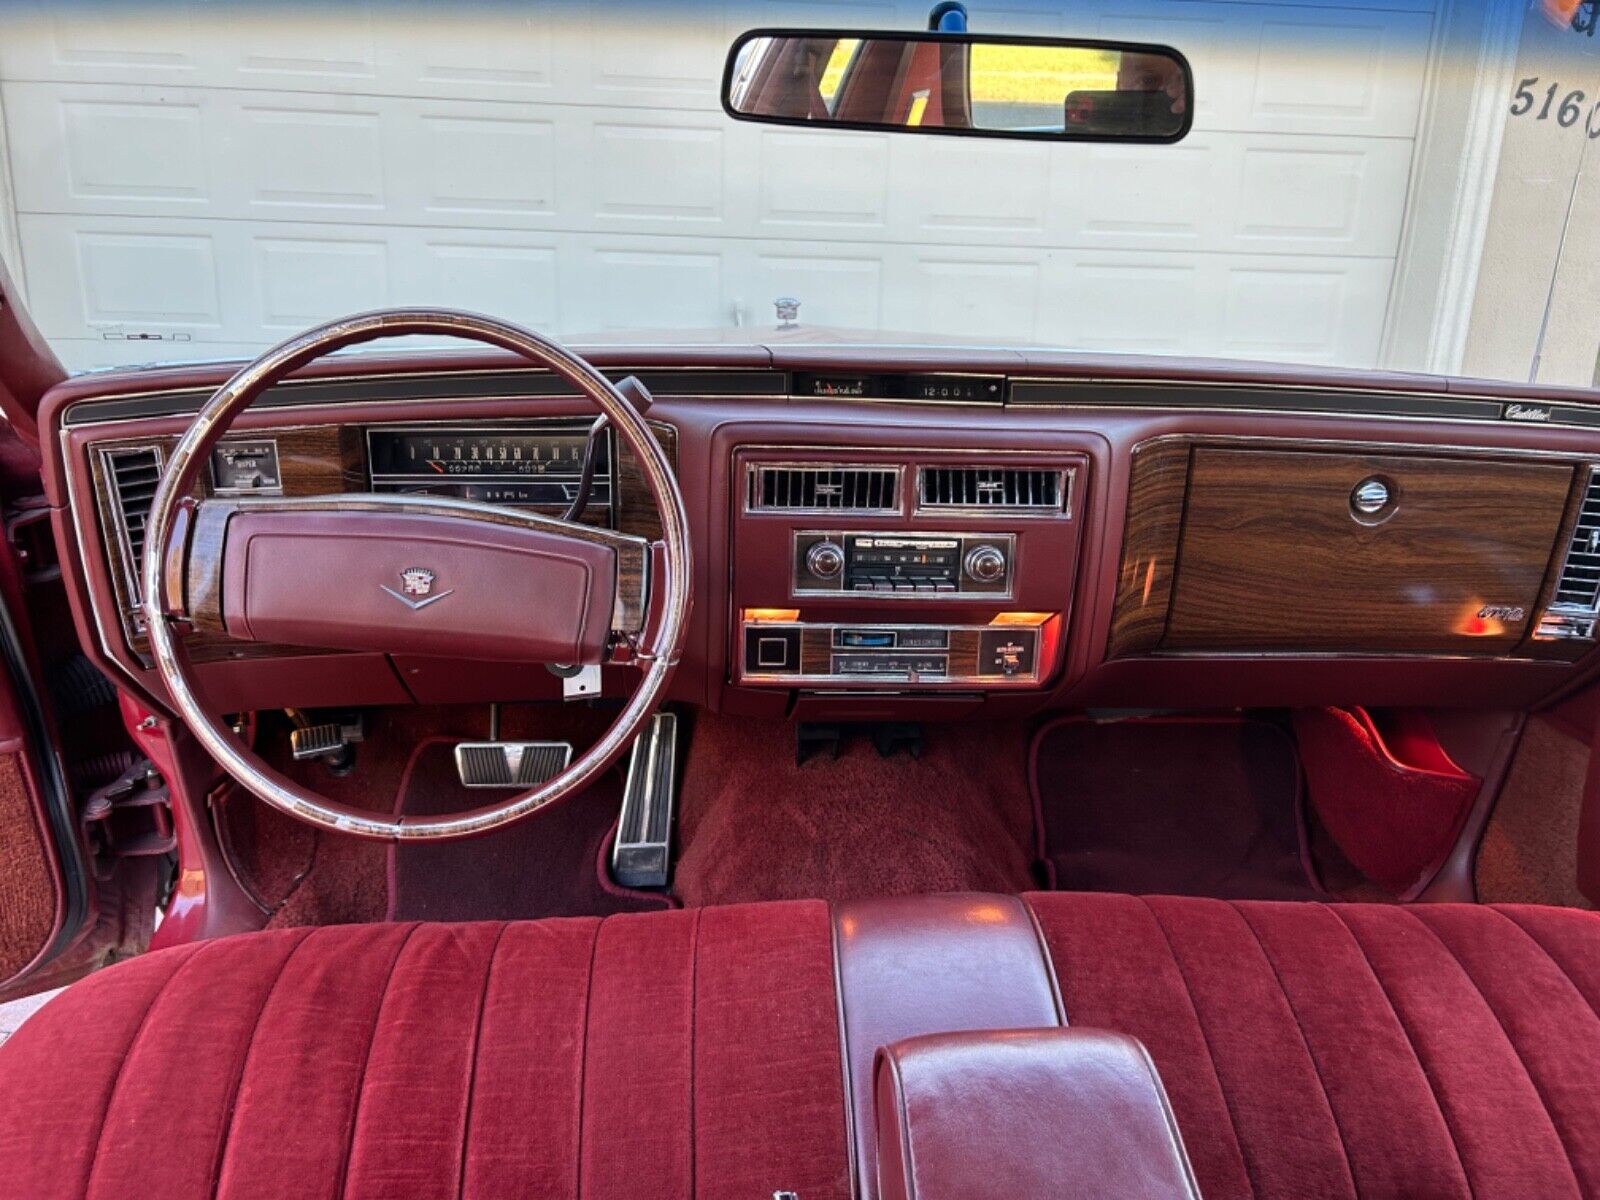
[140,309,691,841]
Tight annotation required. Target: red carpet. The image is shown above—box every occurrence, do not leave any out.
[219,704,670,926]
[1031,715,1321,900]
[388,707,672,922]
[673,713,1038,907]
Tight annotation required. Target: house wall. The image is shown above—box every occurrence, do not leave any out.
[1463,6,1600,387]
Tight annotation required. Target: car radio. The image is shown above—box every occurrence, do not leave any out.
[792,531,1014,598]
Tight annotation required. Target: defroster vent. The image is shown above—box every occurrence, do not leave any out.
[102,446,164,605]
[919,466,1065,511]
[748,464,900,513]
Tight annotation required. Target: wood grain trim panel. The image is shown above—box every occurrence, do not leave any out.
[1105,439,1191,659]
[616,420,678,541]
[1165,448,1573,655]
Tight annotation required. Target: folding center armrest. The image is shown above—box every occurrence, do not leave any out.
[874,1027,1202,1200]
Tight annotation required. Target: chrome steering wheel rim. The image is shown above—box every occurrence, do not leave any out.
[139,308,692,841]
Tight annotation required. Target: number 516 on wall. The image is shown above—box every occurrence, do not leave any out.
[1511,77,1600,137]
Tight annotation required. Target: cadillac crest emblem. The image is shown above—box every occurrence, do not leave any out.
[381,566,453,611]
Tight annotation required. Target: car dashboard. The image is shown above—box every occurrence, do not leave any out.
[39,344,1600,724]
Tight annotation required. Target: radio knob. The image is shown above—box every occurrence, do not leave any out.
[806,540,845,579]
[964,544,1007,584]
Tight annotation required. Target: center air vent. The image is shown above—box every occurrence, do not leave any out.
[101,446,164,605]
[748,464,900,514]
[918,466,1066,512]
[1552,467,1600,613]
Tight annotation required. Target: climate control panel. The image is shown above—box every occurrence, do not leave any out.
[792,531,1015,598]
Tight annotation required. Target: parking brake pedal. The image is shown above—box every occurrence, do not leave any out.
[454,741,573,788]
[289,711,364,775]
[612,712,678,888]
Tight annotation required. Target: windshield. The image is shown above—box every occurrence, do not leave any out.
[2,0,1598,390]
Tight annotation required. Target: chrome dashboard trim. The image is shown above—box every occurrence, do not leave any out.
[60,358,1600,433]
[60,364,785,426]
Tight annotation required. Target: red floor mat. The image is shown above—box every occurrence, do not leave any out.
[386,741,671,921]
[1031,716,1321,900]
[673,713,1037,906]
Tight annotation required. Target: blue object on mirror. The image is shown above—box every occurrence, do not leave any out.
[928,1,967,33]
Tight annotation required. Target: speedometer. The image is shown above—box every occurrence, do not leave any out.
[369,430,594,477]
[366,425,611,508]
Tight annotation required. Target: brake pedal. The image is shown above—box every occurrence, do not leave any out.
[454,741,573,788]
[612,712,678,888]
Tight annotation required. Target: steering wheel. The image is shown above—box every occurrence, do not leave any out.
[139,309,691,841]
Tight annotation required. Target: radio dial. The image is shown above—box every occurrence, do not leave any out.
[964,544,1007,584]
[806,540,846,579]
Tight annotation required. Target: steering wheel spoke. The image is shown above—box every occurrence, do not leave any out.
[138,309,690,840]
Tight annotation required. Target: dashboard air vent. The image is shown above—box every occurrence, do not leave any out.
[1553,468,1600,612]
[102,446,163,604]
[748,464,900,513]
[919,466,1065,511]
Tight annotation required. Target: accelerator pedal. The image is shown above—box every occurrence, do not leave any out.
[612,712,678,888]
[454,740,573,789]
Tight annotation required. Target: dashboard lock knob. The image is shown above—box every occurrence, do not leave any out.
[805,540,845,579]
[964,544,1007,583]
[1351,477,1393,518]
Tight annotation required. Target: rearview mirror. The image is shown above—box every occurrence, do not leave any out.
[723,29,1192,143]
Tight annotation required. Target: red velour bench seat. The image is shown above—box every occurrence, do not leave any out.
[1,894,1597,1200]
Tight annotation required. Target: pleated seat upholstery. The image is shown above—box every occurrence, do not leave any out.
[1,893,1597,1199]
[1029,893,1600,1200]
[0,904,854,1200]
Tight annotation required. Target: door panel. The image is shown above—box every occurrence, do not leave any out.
[0,490,94,995]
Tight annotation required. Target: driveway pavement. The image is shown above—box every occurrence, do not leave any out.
[0,989,60,1048]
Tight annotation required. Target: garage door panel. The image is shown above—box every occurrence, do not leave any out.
[400,242,563,330]
[17,207,1396,372]
[2,2,1435,374]
[1,3,1434,133]
[1089,2,1433,137]
[11,80,1411,260]
[1034,251,1393,363]
[1220,260,1389,363]
[754,128,891,230]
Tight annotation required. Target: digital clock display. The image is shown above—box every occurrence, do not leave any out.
[791,372,1005,403]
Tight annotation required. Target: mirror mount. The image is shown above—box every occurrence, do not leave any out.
[928,2,968,33]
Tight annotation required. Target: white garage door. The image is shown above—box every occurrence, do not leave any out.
[0,1,1436,373]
